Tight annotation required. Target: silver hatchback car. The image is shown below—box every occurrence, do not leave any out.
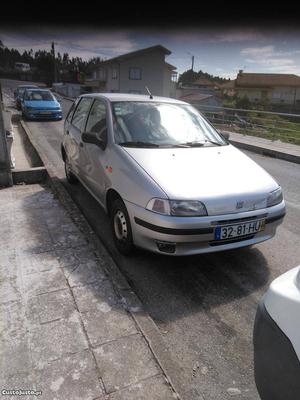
[61,93,285,256]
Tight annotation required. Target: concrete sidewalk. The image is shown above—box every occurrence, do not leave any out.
[0,183,178,400]
[227,131,300,164]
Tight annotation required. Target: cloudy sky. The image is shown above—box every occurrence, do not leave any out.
[1,27,300,79]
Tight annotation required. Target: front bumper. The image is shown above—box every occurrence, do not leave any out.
[125,200,285,255]
[24,110,62,120]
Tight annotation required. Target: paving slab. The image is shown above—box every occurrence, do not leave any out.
[109,374,176,400]
[23,268,67,297]
[26,288,75,324]
[0,279,22,304]
[0,336,33,378]
[72,280,119,313]
[94,334,161,393]
[33,350,104,400]
[29,311,88,368]
[67,261,106,287]
[18,250,60,275]
[81,306,138,347]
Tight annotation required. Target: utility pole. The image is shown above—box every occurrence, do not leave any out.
[51,41,58,83]
[191,55,194,71]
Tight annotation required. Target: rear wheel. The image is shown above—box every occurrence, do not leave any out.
[110,198,134,255]
[64,156,78,184]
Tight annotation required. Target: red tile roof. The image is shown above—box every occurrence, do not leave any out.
[236,73,300,87]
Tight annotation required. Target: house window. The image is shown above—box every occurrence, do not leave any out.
[272,91,281,99]
[112,68,118,80]
[129,67,142,80]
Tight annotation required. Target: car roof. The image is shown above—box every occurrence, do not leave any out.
[18,85,38,88]
[24,88,51,92]
[79,92,188,105]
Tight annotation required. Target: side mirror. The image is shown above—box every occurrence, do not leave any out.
[221,131,230,140]
[82,131,107,150]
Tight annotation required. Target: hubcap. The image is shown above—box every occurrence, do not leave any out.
[114,210,128,241]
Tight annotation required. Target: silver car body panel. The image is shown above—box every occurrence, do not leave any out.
[264,266,300,361]
[62,93,286,255]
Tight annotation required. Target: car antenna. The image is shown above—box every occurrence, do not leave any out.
[145,86,153,99]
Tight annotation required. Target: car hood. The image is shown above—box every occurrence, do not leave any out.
[24,100,60,109]
[123,144,279,215]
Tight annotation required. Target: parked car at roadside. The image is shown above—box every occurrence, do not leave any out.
[14,84,38,110]
[254,266,300,400]
[61,93,285,256]
[21,88,62,120]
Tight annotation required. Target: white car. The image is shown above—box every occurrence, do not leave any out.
[61,93,286,255]
[254,266,300,399]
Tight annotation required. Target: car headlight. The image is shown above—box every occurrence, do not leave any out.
[146,198,207,216]
[267,187,283,207]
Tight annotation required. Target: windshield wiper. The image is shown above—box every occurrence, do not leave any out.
[204,139,223,146]
[179,140,223,147]
[119,141,160,148]
[178,141,205,147]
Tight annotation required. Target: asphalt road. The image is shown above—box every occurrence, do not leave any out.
[2,79,300,400]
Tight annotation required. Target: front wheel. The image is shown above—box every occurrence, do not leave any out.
[111,198,134,255]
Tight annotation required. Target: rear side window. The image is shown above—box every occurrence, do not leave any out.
[71,97,93,131]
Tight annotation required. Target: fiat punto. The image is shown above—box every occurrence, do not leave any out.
[61,93,285,255]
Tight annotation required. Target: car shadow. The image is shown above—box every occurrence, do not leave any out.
[62,177,270,325]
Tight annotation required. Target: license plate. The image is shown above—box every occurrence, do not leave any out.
[40,111,52,115]
[215,219,265,240]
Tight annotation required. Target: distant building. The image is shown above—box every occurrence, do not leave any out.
[219,80,236,97]
[191,77,220,92]
[234,71,300,105]
[14,62,30,72]
[179,92,222,108]
[86,45,177,97]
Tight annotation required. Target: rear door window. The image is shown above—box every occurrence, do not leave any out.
[71,97,93,131]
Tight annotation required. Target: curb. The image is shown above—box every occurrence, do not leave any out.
[20,119,185,400]
[12,166,47,184]
[229,139,300,164]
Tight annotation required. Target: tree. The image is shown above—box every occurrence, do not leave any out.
[178,68,229,86]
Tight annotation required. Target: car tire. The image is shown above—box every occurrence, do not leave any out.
[64,157,78,184]
[111,198,134,255]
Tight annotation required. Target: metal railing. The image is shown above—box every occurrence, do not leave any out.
[192,103,300,146]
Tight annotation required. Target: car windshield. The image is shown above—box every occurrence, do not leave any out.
[24,90,54,101]
[18,86,37,95]
[112,101,227,147]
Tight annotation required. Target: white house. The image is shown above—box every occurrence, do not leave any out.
[234,71,300,106]
[86,45,177,97]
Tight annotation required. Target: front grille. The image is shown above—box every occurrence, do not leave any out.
[211,214,267,226]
